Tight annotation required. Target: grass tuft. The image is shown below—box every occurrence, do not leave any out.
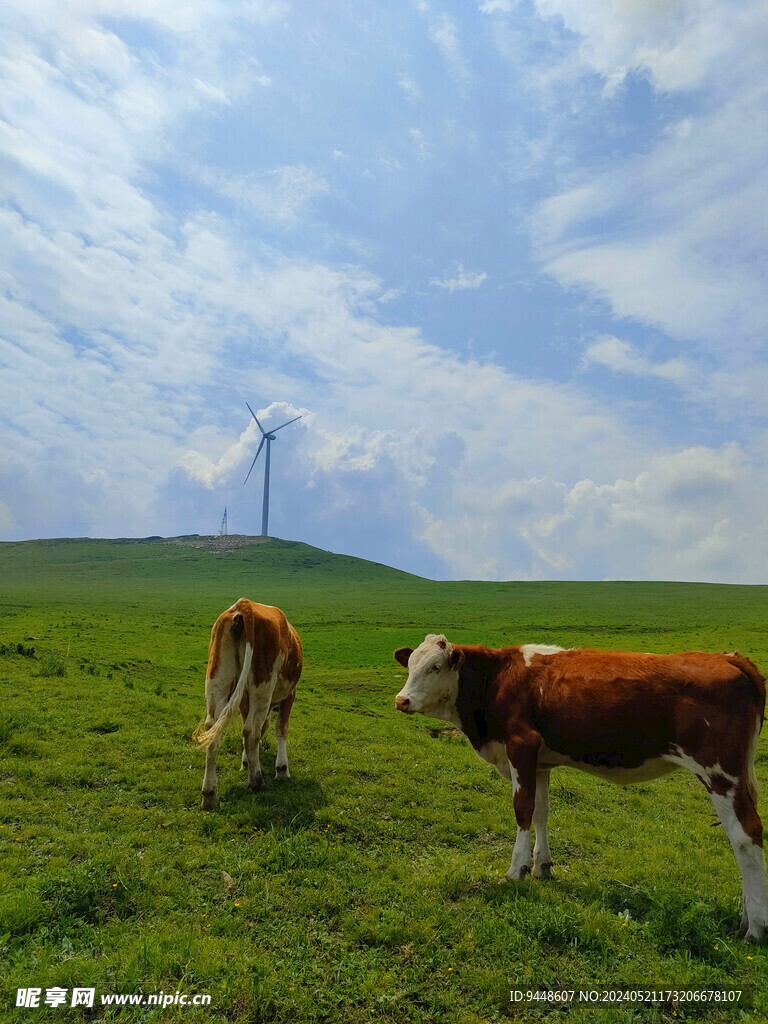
[35,647,68,677]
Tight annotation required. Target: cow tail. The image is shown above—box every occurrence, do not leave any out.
[747,761,759,809]
[194,611,254,748]
[728,654,765,806]
[745,711,762,808]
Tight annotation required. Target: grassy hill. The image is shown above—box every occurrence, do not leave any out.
[0,537,766,1022]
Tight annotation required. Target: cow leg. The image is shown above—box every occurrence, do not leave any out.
[532,769,553,879]
[274,687,296,780]
[708,782,768,942]
[200,689,227,809]
[242,709,270,769]
[240,708,250,772]
[505,745,538,880]
[241,683,273,792]
[201,738,222,809]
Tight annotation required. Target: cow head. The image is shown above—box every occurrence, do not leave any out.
[394,634,464,720]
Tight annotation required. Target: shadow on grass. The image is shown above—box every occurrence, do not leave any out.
[554,875,740,957]
[479,875,547,908]
[475,872,743,960]
[210,776,328,833]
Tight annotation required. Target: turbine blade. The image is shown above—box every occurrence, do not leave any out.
[245,401,266,435]
[243,437,265,484]
[271,414,302,433]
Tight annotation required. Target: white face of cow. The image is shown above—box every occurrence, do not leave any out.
[394,634,462,721]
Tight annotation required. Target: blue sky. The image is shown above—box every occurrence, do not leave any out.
[1,0,767,581]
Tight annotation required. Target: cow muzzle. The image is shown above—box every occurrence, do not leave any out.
[395,695,412,713]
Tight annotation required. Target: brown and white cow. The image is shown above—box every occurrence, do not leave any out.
[193,599,302,809]
[394,635,767,941]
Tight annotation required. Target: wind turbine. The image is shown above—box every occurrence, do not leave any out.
[243,403,302,537]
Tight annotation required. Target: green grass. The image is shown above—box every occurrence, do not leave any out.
[0,536,767,1022]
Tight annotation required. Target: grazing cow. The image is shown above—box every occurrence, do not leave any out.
[193,599,302,809]
[394,635,767,941]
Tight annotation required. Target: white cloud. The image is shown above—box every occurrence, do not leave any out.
[581,337,768,421]
[527,2,768,397]
[414,2,471,85]
[430,263,488,291]
[428,14,469,82]
[532,185,600,251]
[0,498,14,532]
[5,0,288,35]
[417,443,766,582]
[584,336,689,384]
[193,78,231,105]
[408,127,431,159]
[478,0,514,14]
[200,164,330,227]
[522,444,762,582]
[182,403,309,489]
[534,0,768,95]
[398,74,423,104]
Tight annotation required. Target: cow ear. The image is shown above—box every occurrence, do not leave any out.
[394,647,413,668]
[231,612,244,638]
[449,648,464,671]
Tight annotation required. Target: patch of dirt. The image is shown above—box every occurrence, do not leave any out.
[165,534,272,552]
[426,727,465,741]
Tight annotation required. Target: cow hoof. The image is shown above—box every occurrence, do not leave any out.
[505,864,530,881]
[745,928,766,943]
[201,791,219,810]
[249,774,265,792]
[533,862,553,880]
[274,765,290,780]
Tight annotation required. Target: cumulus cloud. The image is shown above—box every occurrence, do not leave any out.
[523,444,762,582]
[181,424,260,491]
[181,404,308,489]
[417,443,766,582]
[534,0,768,95]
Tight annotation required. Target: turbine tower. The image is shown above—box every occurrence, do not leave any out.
[243,402,302,537]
